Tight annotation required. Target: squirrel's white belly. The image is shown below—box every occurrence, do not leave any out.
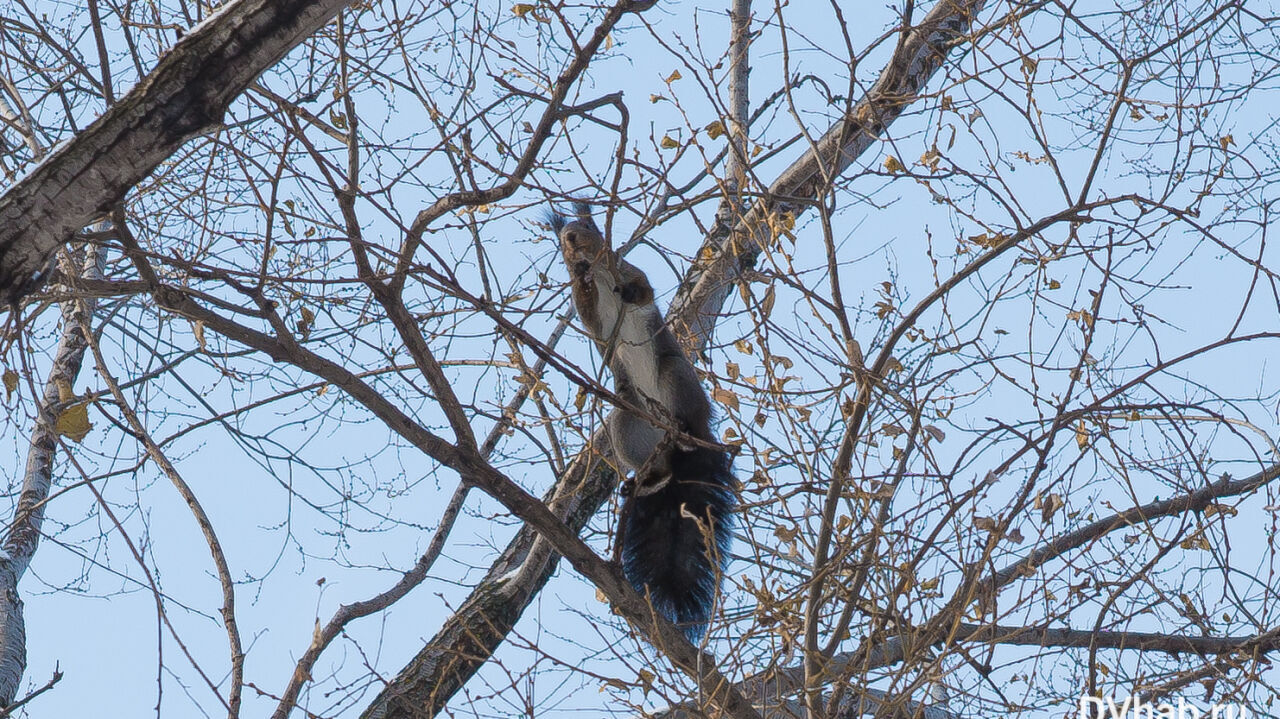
[592,281,663,404]
[615,332,661,402]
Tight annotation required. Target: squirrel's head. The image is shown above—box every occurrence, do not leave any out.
[548,201,606,261]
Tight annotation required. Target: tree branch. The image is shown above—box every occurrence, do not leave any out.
[0,0,352,305]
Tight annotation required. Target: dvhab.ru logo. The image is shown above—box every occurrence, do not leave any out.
[1079,696,1249,719]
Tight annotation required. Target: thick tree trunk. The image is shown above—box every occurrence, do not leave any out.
[0,0,350,305]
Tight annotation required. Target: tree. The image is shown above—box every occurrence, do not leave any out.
[2,0,1279,717]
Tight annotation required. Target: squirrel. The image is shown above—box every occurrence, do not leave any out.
[549,202,736,640]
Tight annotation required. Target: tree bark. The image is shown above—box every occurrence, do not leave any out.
[0,0,351,305]
[0,244,105,704]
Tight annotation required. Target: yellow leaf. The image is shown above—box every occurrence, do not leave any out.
[1219,134,1234,150]
[1046,279,1061,290]
[704,119,726,140]
[1204,503,1238,518]
[664,69,682,83]
[298,306,315,341]
[734,339,754,355]
[56,403,92,443]
[883,155,905,174]
[659,135,680,149]
[919,146,941,172]
[1075,421,1089,450]
[2,369,17,400]
[1179,531,1211,551]
[512,3,535,17]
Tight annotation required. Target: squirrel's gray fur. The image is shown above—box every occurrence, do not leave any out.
[550,202,735,639]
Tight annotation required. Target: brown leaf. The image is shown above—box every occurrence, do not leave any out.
[1035,492,1064,523]
[659,135,680,149]
[711,387,740,412]
[704,119,726,140]
[760,285,776,318]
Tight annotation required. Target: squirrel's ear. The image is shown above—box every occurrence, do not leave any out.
[544,208,568,235]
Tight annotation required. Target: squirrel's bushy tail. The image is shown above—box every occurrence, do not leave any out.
[621,446,736,640]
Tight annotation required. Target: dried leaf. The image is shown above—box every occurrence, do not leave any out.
[760,285,776,318]
[1075,421,1089,449]
[56,403,92,443]
[711,387,740,412]
[883,155,905,174]
[511,3,536,17]
[664,69,682,83]
[1035,492,1064,523]
[193,319,207,351]
[1204,503,1238,518]
[923,425,945,443]
[704,119,726,139]
[298,307,315,341]
[659,135,680,149]
[3,369,17,400]
[1179,531,1211,551]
